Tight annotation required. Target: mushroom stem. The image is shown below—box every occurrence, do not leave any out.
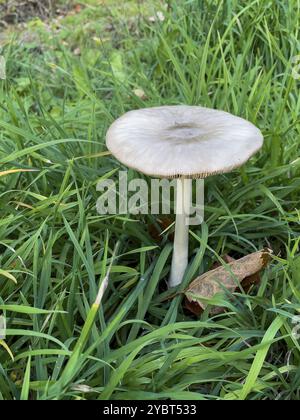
[169,177,191,288]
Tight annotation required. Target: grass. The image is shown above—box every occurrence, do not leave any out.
[0,0,300,400]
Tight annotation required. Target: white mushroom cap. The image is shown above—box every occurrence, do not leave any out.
[106,105,263,178]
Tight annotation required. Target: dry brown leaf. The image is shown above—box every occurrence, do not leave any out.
[211,254,235,268]
[133,88,147,100]
[184,254,234,315]
[74,4,82,13]
[185,248,272,315]
[73,47,81,56]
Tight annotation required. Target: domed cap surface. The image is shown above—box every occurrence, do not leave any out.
[106,105,263,178]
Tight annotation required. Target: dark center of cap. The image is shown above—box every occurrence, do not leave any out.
[163,122,208,144]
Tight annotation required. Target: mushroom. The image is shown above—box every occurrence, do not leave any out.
[106,106,264,287]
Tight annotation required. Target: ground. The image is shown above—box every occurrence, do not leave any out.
[0,0,299,401]
[0,1,69,24]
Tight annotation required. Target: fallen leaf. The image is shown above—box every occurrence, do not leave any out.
[74,4,82,13]
[133,88,147,100]
[184,255,234,315]
[73,47,81,56]
[185,248,272,315]
[211,254,235,268]
[149,11,165,22]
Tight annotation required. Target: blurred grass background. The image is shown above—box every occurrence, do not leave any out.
[0,0,299,400]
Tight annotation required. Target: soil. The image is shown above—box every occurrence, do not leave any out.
[0,0,73,25]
